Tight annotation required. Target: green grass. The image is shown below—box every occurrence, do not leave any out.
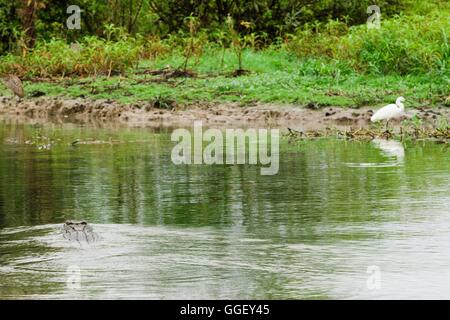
[1,47,448,108]
[1,5,449,110]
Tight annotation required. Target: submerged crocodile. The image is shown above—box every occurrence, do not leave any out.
[62,220,99,244]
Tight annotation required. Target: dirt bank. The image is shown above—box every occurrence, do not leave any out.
[0,96,448,130]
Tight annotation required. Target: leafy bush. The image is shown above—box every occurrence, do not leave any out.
[0,37,145,77]
[339,12,449,74]
[284,19,350,58]
[285,10,449,74]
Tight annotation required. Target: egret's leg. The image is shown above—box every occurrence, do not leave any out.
[385,120,389,131]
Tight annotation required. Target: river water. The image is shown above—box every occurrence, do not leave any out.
[0,121,449,299]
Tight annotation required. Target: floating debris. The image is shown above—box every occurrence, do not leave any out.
[286,125,450,142]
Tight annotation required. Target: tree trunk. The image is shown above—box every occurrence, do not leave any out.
[18,0,40,49]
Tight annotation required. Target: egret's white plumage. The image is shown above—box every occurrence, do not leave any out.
[371,97,405,122]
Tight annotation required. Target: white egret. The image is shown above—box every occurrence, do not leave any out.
[371,96,405,128]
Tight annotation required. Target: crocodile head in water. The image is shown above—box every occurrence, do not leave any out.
[62,220,99,243]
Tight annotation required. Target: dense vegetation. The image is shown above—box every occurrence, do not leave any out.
[0,0,448,107]
[0,0,410,51]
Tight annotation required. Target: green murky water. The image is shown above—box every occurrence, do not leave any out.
[0,121,449,299]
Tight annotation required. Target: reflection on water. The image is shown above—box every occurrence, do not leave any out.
[0,122,449,299]
[372,139,405,159]
[346,138,405,168]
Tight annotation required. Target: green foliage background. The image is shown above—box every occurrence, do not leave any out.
[0,0,448,105]
[0,0,427,50]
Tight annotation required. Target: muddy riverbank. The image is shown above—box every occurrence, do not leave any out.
[0,96,449,131]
